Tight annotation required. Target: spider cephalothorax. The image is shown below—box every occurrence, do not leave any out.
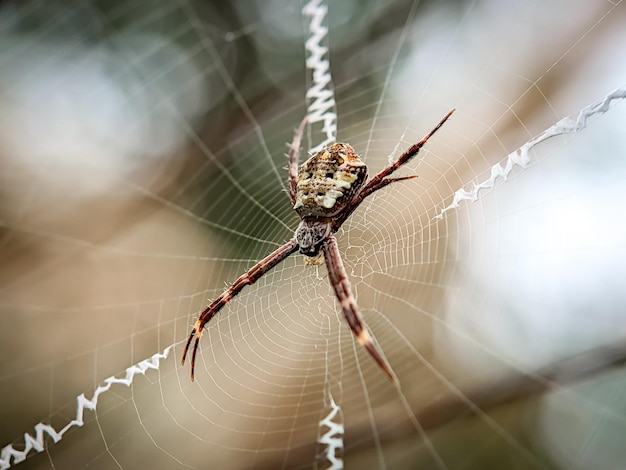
[182,110,455,384]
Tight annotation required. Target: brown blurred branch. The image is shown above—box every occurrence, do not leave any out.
[414,339,626,431]
[269,339,626,468]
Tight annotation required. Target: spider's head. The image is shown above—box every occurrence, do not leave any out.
[293,143,367,218]
[295,218,332,257]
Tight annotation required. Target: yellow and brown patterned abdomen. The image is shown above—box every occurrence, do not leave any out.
[293,143,367,218]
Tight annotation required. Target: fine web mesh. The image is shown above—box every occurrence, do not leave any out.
[1,1,626,469]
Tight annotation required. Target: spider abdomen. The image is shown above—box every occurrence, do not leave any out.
[293,143,367,218]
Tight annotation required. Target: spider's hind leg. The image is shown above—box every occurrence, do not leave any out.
[181,239,299,382]
[181,319,204,381]
[322,236,398,384]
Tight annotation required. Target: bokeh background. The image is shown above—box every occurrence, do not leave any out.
[1,0,626,469]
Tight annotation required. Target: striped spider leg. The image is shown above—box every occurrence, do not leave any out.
[182,239,298,381]
[182,110,454,383]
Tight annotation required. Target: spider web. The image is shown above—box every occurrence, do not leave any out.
[1,0,626,469]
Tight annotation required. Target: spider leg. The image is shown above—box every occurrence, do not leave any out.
[374,174,418,188]
[287,116,308,205]
[332,111,453,230]
[360,109,455,199]
[322,236,398,384]
[182,238,299,381]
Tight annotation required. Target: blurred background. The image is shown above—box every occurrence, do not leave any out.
[1,0,626,468]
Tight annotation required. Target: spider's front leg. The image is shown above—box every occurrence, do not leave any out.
[361,109,455,200]
[287,116,308,204]
[322,236,398,384]
[332,110,454,229]
[182,239,299,381]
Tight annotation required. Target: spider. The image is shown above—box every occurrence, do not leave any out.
[182,109,455,384]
